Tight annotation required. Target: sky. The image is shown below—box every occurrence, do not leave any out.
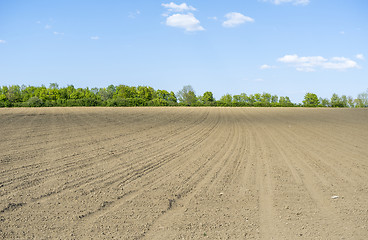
[0,0,367,103]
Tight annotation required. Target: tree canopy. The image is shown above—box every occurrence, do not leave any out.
[303,93,320,107]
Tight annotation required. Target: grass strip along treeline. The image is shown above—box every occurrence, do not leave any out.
[0,84,367,108]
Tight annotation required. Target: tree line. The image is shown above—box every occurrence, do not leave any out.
[0,83,367,108]
[302,92,368,108]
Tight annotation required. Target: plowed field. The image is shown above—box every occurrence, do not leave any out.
[1,107,368,239]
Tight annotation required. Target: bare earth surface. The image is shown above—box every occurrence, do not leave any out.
[0,107,367,239]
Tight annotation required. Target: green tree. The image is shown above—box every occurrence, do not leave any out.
[319,98,330,107]
[47,87,60,101]
[239,93,250,105]
[202,91,214,103]
[347,96,355,108]
[20,86,37,102]
[247,94,255,106]
[355,89,368,107]
[252,93,263,107]
[154,90,177,105]
[6,85,22,103]
[340,95,348,108]
[35,85,49,101]
[0,86,8,102]
[156,89,170,100]
[330,93,343,107]
[279,96,293,107]
[137,86,155,101]
[254,93,261,102]
[261,92,272,106]
[232,94,242,106]
[27,96,43,107]
[219,93,232,106]
[168,91,177,105]
[271,95,278,104]
[177,85,197,106]
[59,85,76,99]
[303,92,320,107]
[83,87,97,99]
[49,83,59,90]
[70,88,85,100]
[151,89,169,106]
[98,85,116,101]
[115,85,137,99]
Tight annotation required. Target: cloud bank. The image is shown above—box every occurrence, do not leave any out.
[278,54,359,71]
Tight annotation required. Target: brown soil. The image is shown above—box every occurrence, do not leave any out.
[1,107,367,239]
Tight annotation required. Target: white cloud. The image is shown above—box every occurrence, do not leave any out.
[356,54,365,60]
[208,16,218,20]
[45,24,51,29]
[0,40,6,44]
[260,64,276,69]
[90,36,100,40]
[339,31,345,35]
[323,57,359,70]
[53,31,64,35]
[278,54,359,71]
[263,0,310,5]
[165,13,204,31]
[36,21,41,24]
[222,12,254,28]
[254,78,264,82]
[162,2,196,12]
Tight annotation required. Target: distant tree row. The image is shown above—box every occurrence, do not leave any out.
[177,85,295,107]
[0,84,177,107]
[302,92,368,108]
[0,83,367,108]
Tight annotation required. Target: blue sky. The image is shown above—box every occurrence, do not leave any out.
[0,0,367,103]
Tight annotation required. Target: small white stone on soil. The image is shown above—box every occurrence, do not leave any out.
[331,195,339,199]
